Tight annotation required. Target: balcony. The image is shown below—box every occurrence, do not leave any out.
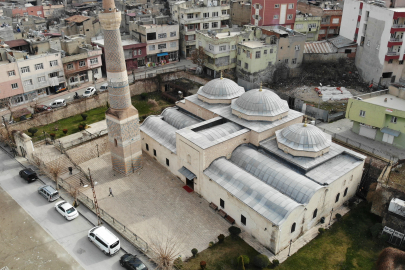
[385,51,400,60]
[388,37,403,46]
[392,24,405,28]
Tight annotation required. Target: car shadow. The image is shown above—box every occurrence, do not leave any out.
[73,237,114,266]
[46,207,71,225]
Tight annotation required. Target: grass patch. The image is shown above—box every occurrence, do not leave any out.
[278,202,385,270]
[182,236,260,270]
[131,91,173,118]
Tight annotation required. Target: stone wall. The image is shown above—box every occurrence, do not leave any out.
[66,136,109,165]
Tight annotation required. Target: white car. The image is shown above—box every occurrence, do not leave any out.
[49,99,66,109]
[55,200,79,220]
[83,87,96,97]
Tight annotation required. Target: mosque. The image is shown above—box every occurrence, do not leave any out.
[139,76,366,254]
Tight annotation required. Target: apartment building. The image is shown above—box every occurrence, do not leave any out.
[341,0,405,86]
[60,35,102,88]
[294,14,322,41]
[3,6,44,19]
[230,0,251,27]
[0,47,25,107]
[43,5,64,19]
[129,20,179,64]
[171,0,231,57]
[251,0,296,28]
[50,15,102,44]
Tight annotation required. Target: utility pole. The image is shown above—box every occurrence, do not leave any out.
[88,168,102,226]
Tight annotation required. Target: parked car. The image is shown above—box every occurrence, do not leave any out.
[38,185,60,202]
[88,226,120,256]
[120,254,148,270]
[49,99,66,109]
[83,87,96,97]
[34,105,51,113]
[19,168,38,183]
[54,200,79,220]
[99,83,108,92]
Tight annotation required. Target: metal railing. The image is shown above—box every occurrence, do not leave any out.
[129,65,186,81]
[392,24,405,28]
[386,51,399,56]
[390,37,403,42]
[55,129,108,151]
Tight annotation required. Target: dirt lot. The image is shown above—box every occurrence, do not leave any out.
[0,186,83,270]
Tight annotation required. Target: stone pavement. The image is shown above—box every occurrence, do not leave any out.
[79,152,230,258]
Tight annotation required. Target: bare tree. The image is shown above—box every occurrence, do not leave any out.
[30,153,43,174]
[47,158,64,190]
[190,47,208,69]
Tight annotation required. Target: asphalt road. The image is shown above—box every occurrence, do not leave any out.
[0,149,152,270]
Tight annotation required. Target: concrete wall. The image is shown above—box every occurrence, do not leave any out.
[303,52,348,62]
[230,1,251,27]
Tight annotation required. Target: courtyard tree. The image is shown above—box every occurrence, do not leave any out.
[252,254,270,269]
[28,127,38,137]
[190,47,208,69]
[48,158,64,190]
[228,226,242,239]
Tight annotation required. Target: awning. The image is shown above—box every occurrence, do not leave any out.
[157,52,168,57]
[381,127,401,137]
[178,166,196,180]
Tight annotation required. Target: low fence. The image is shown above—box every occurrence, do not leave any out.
[55,129,108,151]
[129,65,187,82]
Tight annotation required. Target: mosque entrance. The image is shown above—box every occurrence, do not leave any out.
[186,178,194,190]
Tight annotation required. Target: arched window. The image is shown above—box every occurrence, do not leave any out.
[343,180,346,187]
[313,209,318,219]
[270,35,277,45]
[187,154,191,164]
[114,139,118,147]
[335,193,340,203]
[344,187,348,197]
[291,222,296,233]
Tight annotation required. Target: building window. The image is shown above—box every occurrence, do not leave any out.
[291,222,296,233]
[187,13,193,19]
[275,4,280,8]
[90,58,98,65]
[359,110,366,117]
[237,60,241,66]
[292,58,297,64]
[313,209,318,219]
[241,215,246,225]
[335,193,340,203]
[270,49,274,53]
[212,12,218,17]
[391,116,398,123]
[38,76,46,83]
[231,45,235,50]
[319,29,326,34]
[166,158,169,166]
[158,43,167,49]
[203,23,209,29]
[70,77,78,83]
[344,187,348,197]
[244,63,248,69]
[187,154,191,164]
[255,15,259,20]
[209,44,214,51]
[273,15,279,19]
[153,149,157,156]
[8,70,15,76]
[138,49,142,55]
[158,33,167,39]
[170,42,176,48]
[149,45,155,51]
[295,24,303,29]
[264,50,267,54]
[203,12,209,18]
[11,83,18,89]
[24,79,32,86]
[49,72,58,78]
[67,64,74,70]
[332,18,340,24]
[222,10,227,15]
[284,59,289,64]
[287,14,293,20]
[170,31,176,37]
[35,63,44,70]
[145,143,149,151]
[49,60,58,67]
[21,66,30,73]
[288,3,294,8]
[256,3,259,8]
[79,61,86,67]
[255,51,261,58]
[114,139,118,147]
[219,45,226,51]
[212,22,218,28]
[220,199,225,208]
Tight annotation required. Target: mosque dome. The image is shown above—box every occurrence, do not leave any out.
[197,76,245,104]
[275,123,331,157]
[231,86,289,121]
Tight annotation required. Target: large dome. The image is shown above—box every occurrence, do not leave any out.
[231,87,289,121]
[276,123,331,157]
[197,77,245,104]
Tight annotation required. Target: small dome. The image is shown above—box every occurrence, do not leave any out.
[197,77,245,103]
[276,123,331,157]
[231,87,289,121]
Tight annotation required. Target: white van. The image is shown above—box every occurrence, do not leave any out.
[99,83,108,92]
[88,226,120,256]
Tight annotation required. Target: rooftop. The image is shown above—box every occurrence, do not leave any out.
[239,40,269,48]
[65,15,91,23]
[363,94,405,111]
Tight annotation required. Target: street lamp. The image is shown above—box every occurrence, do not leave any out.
[328,208,334,226]
[288,239,293,256]
[316,83,323,126]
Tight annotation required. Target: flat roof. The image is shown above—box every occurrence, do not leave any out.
[240,40,268,48]
[365,94,405,111]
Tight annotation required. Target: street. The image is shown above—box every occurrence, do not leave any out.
[0,148,154,270]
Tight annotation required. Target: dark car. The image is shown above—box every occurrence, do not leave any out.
[19,168,39,182]
[34,105,51,113]
[119,254,148,270]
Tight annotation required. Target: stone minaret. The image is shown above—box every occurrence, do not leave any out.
[99,0,142,175]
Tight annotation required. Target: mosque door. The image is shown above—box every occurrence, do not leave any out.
[186,177,195,190]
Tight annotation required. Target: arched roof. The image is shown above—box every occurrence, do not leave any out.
[197,77,245,100]
[230,145,322,204]
[161,108,200,130]
[197,122,242,141]
[140,116,177,152]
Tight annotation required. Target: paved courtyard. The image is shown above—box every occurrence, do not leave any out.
[79,152,230,257]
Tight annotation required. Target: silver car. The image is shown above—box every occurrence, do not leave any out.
[49,99,66,109]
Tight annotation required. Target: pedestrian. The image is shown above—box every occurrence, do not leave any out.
[68,166,73,175]
[108,187,114,197]
[79,178,84,186]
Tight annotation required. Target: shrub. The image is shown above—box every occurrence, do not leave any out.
[62,129,68,134]
[191,248,198,257]
[370,223,383,239]
[200,261,206,269]
[81,113,88,120]
[140,93,148,100]
[106,101,110,109]
[78,125,84,131]
[237,255,250,266]
[27,128,38,137]
[229,226,242,238]
[318,228,326,234]
[272,259,279,267]
[336,213,342,220]
[209,241,214,248]
[49,133,56,140]
[218,234,225,243]
[173,257,183,270]
[253,254,270,269]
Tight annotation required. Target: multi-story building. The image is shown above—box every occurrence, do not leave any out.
[0,47,25,107]
[3,6,44,19]
[60,35,102,89]
[294,14,322,41]
[341,0,405,86]
[345,84,405,148]
[129,20,179,64]
[43,5,64,19]
[251,0,296,28]
[230,0,251,27]
[196,26,254,77]
[51,15,102,44]
[171,0,231,57]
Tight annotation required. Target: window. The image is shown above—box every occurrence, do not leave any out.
[11,83,18,89]
[255,15,259,20]
[149,45,155,51]
[158,33,167,39]
[231,45,235,50]
[170,42,176,48]
[187,154,191,164]
[8,70,15,76]
[238,47,241,55]
[67,64,74,70]
[237,60,241,66]
[291,222,296,233]
[158,43,166,49]
[187,13,193,19]
[241,215,246,225]
[344,187,348,197]
[212,12,218,17]
[153,149,157,156]
[37,11,42,15]
[295,24,303,29]
[295,45,300,51]
[360,36,365,46]
[134,50,137,56]
[222,10,227,15]
[308,23,317,29]
[391,116,398,123]
[49,60,58,67]
[170,31,176,37]
[313,209,318,219]
[90,58,98,65]
[332,18,339,24]
[209,44,214,51]
[284,59,289,64]
[345,49,352,54]
[287,14,293,20]
[292,58,297,64]
[359,110,366,117]
[21,66,30,73]
[49,72,58,78]
[203,12,209,18]
[212,22,218,28]
[244,63,248,69]
[94,69,98,74]
[400,60,404,65]
[24,79,32,86]
[256,3,259,8]
[70,77,78,83]
[147,32,156,40]
[335,193,340,203]
[138,49,142,55]
[220,199,225,208]
[79,61,86,67]
[388,59,393,64]
[270,48,274,53]
[166,158,169,166]
[255,51,261,58]
[35,63,44,70]
[38,76,46,83]
[264,50,267,54]
[288,3,294,8]
[219,45,226,51]
[273,15,279,19]
[145,143,149,151]
[114,139,118,147]
[203,23,209,29]
[275,4,280,8]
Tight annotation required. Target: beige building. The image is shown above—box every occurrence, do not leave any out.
[50,15,102,44]
[230,0,251,27]
[139,78,366,255]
